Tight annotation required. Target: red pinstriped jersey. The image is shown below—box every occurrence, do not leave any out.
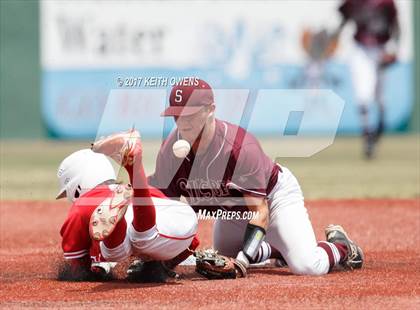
[60,185,112,261]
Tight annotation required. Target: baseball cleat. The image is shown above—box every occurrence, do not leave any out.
[89,184,132,241]
[325,224,364,270]
[91,129,142,166]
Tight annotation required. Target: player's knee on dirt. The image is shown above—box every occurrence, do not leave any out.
[286,247,330,276]
[287,259,326,276]
[100,234,132,262]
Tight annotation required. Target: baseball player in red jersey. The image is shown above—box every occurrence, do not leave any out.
[148,78,364,278]
[57,131,198,281]
[335,0,399,158]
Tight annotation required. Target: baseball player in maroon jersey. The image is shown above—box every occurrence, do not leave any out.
[335,0,399,158]
[148,78,364,277]
[56,131,198,281]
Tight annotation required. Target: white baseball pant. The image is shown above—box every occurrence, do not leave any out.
[350,44,385,106]
[100,197,197,262]
[213,167,331,276]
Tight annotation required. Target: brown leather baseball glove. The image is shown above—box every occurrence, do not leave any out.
[194,249,247,280]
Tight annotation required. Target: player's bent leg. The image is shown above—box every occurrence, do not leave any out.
[374,68,386,143]
[99,220,132,263]
[350,45,381,158]
[267,167,340,276]
[128,225,196,261]
[100,233,132,262]
[351,45,378,106]
[129,198,198,261]
[267,204,331,276]
[98,209,136,262]
[89,184,132,241]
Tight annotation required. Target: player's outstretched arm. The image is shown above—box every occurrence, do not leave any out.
[244,196,269,229]
[234,196,269,270]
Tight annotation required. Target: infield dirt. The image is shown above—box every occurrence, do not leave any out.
[0,199,419,309]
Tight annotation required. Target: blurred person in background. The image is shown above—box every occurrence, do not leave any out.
[335,0,399,159]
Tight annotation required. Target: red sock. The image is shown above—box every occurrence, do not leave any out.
[103,218,127,249]
[125,159,156,232]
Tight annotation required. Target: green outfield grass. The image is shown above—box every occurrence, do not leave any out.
[0,135,419,201]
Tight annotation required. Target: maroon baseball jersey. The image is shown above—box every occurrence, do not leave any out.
[339,0,397,46]
[148,119,280,212]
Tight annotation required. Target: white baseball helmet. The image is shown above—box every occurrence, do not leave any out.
[56,149,116,202]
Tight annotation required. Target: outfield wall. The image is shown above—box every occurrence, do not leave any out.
[40,1,414,138]
[413,0,420,132]
[0,0,42,138]
[0,1,418,139]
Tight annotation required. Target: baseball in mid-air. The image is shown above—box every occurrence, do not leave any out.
[172,139,191,158]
